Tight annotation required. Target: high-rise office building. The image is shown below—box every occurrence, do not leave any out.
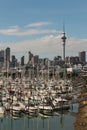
[28,51,33,64]
[4,47,10,68]
[33,55,39,65]
[21,56,24,66]
[4,47,10,62]
[0,50,4,62]
[66,56,79,65]
[79,51,86,63]
[11,55,16,67]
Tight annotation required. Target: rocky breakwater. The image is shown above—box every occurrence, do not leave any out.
[74,91,87,130]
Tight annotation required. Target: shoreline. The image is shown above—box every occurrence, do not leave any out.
[74,91,87,130]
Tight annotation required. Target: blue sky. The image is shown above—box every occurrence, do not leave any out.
[0,0,87,62]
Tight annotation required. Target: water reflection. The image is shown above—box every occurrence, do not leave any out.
[0,104,78,130]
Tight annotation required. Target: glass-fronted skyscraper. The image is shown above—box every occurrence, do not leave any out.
[79,51,86,63]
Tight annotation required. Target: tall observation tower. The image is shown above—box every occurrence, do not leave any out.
[61,25,67,61]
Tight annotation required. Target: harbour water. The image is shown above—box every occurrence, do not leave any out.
[0,104,78,130]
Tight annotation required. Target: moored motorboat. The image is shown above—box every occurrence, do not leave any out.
[52,97,70,111]
[38,102,53,116]
[10,102,22,116]
[24,103,38,117]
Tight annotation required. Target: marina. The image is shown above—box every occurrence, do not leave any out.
[0,0,87,130]
[0,73,86,130]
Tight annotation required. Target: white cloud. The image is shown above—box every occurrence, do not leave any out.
[15,29,57,36]
[25,22,52,28]
[0,25,57,36]
[0,35,87,62]
[0,27,19,35]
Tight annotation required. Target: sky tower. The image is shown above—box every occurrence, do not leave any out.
[61,25,67,61]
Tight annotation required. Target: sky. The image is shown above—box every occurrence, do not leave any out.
[0,0,87,62]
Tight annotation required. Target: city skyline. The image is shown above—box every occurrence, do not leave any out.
[0,47,86,65]
[0,0,87,61]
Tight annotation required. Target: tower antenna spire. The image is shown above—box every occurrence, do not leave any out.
[63,22,65,33]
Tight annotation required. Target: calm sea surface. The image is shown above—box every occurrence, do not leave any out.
[0,104,78,130]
